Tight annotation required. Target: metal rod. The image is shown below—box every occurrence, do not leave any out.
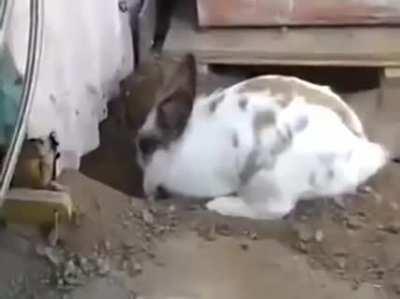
[0,0,44,203]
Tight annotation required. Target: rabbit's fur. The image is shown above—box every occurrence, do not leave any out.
[135,54,390,220]
[121,55,195,134]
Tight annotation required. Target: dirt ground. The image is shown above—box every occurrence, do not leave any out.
[0,63,400,299]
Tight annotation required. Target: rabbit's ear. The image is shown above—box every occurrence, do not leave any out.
[156,88,193,138]
[175,53,196,99]
[156,54,197,138]
[162,54,196,102]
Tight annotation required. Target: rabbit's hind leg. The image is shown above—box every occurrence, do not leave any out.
[206,194,294,220]
[240,172,297,220]
[206,196,257,219]
[254,196,296,220]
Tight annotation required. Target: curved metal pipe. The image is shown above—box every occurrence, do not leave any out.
[0,0,44,202]
[0,0,14,45]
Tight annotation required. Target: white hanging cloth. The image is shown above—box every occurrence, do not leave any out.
[7,0,134,171]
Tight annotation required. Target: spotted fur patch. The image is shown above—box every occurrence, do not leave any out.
[238,96,249,111]
[292,115,309,133]
[308,172,317,187]
[209,93,225,113]
[237,76,362,137]
[253,110,277,131]
[327,168,335,180]
[239,109,279,184]
[238,77,293,108]
[232,133,239,148]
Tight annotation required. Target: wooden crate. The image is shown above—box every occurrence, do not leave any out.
[197,0,400,27]
[165,0,400,67]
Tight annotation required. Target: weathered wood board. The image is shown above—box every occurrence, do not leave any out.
[197,0,400,27]
[164,0,400,67]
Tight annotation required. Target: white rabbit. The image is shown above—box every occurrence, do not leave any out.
[135,54,395,220]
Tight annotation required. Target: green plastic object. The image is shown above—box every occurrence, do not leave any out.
[0,46,23,149]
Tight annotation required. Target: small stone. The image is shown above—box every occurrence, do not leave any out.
[297,241,308,253]
[78,256,87,266]
[155,226,166,235]
[352,279,360,290]
[96,258,110,276]
[149,206,158,214]
[333,196,346,209]
[142,209,154,225]
[57,278,64,287]
[169,220,177,228]
[315,229,324,243]
[63,273,85,287]
[168,205,176,213]
[119,259,129,271]
[122,220,130,228]
[122,240,135,249]
[145,233,152,241]
[154,259,165,267]
[128,260,143,277]
[335,269,345,277]
[374,268,385,280]
[215,223,231,236]
[336,257,347,269]
[42,246,63,266]
[382,222,400,234]
[64,260,77,277]
[133,262,142,273]
[77,256,92,274]
[104,240,111,251]
[129,291,139,299]
[35,243,47,256]
[295,223,314,242]
[390,201,399,211]
[48,228,59,247]
[300,215,309,222]
[240,244,249,251]
[393,281,400,295]
[250,233,258,240]
[197,225,217,242]
[333,248,348,257]
[356,211,367,218]
[366,256,378,266]
[346,216,364,230]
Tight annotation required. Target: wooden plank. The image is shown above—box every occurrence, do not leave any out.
[164,0,400,67]
[384,67,400,78]
[197,0,400,27]
[2,188,73,226]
